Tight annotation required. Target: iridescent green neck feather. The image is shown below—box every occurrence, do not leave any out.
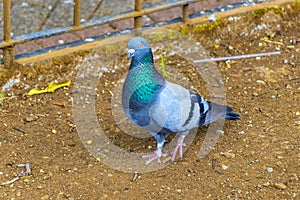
[125,48,165,110]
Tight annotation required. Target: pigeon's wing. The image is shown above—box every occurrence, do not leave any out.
[147,81,240,133]
[147,81,209,133]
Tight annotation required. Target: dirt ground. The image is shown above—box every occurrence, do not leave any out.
[0,2,299,200]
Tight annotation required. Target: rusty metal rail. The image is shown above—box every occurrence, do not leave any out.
[0,0,197,68]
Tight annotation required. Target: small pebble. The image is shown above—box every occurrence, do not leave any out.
[58,40,64,45]
[208,14,216,22]
[86,140,93,145]
[40,195,49,200]
[23,178,30,183]
[221,151,235,159]
[256,80,266,85]
[37,185,43,189]
[238,131,245,135]
[24,116,38,122]
[216,130,224,135]
[266,167,273,173]
[21,2,29,7]
[262,182,271,187]
[274,182,287,190]
[221,164,228,170]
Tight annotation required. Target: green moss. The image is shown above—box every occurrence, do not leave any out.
[252,6,284,18]
[148,31,167,43]
[294,0,300,9]
[193,18,224,33]
[179,26,190,35]
[104,43,124,56]
[147,29,180,43]
[0,92,6,98]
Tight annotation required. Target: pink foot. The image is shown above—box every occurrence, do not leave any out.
[142,149,167,165]
[171,135,186,161]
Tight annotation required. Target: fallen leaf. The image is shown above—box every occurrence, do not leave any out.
[27,80,71,96]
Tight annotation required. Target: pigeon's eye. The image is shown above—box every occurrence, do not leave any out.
[139,42,144,48]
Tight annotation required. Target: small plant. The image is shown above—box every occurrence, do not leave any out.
[160,53,168,78]
[160,43,170,78]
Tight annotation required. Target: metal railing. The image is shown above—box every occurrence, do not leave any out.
[0,0,196,68]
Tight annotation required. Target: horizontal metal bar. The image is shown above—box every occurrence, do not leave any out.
[0,0,197,49]
[194,51,281,63]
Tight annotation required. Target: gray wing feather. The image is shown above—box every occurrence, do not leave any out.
[147,81,202,133]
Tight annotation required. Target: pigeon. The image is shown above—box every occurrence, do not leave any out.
[122,37,240,164]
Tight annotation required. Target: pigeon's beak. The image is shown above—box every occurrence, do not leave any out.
[127,49,135,59]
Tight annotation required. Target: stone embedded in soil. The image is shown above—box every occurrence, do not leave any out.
[262,182,271,187]
[86,140,93,145]
[274,182,287,190]
[221,164,229,170]
[221,151,236,159]
[266,167,273,173]
[24,115,38,122]
[40,195,49,200]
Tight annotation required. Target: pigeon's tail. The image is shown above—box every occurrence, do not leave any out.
[224,106,241,120]
[204,102,241,124]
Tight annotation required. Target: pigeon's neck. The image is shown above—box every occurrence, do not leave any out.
[129,48,154,70]
[125,48,165,110]
[128,47,164,84]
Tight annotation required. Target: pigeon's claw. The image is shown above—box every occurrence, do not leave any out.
[171,135,186,162]
[142,149,167,165]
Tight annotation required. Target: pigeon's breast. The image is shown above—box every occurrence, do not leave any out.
[122,66,165,127]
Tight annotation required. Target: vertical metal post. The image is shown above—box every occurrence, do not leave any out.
[3,0,14,68]
[182,4,189,23]
[134,0,143,29]
[73,0,81,27]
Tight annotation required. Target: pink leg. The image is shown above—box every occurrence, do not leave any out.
[171,135,186,161]
[142,149,167,165]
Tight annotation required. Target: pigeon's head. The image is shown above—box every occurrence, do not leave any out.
[127,37,151,59]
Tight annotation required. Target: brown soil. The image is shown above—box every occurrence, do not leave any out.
[0,2,299,200]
